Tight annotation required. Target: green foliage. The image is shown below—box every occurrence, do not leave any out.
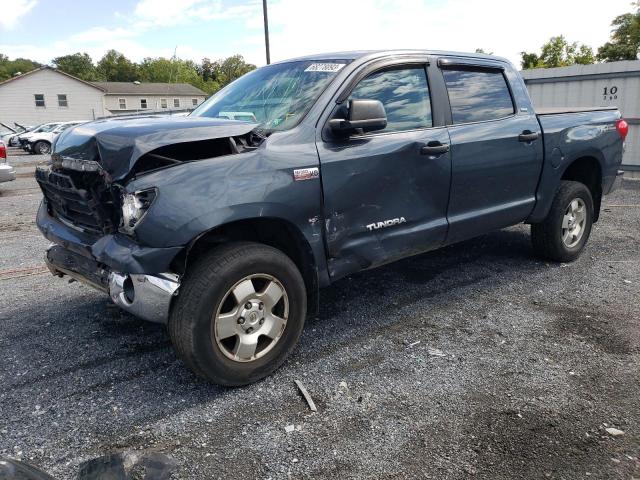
[597,5,640,62]
[0,54,41,81]
[52,52,98,81]
[520,52,540,70]
[574,44,596,65]
[96,50,140,82]
[474,48,493,55]
[520,36,595,69]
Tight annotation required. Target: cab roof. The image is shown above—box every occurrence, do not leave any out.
[275,49,511,66]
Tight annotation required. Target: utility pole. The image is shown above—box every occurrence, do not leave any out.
[262,0,271,64]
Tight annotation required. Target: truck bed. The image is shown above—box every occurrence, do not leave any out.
[535,106,618,115]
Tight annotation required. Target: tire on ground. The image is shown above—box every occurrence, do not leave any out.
[168,241,307,386]
[531,180,594,263]
[33,141,50,155]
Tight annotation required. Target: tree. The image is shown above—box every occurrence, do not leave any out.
[0,54,40,81]
[475,48,493,55]
[521,36,595,69]
[96,50,139,81]
[216,55,255,86]
[52,52,98,81]
[574,44,596,65]
[597,4,640,62]
[520,52,540,69]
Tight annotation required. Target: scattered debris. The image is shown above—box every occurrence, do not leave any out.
[294,380,317,412]
[404,340,421,348]
[284,425,295,433]
[623,279,632,284]
[605,427,625,437]
[427,348,447,357]
[338,381,348,389]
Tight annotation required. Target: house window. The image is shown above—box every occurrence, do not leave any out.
[161,98,167,108]
[173,98,180,108]
[140,98,148,109]
[57,94,68,107]
[118,98,127,109]
[34,94,45,107]
[192,98,198,106]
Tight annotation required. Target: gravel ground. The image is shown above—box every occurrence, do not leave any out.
[0,147,639,479]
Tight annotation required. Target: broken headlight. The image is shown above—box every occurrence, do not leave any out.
[120,188,157,234]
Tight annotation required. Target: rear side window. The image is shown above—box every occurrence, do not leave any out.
[442,69,514,124]
[349,67,432,133]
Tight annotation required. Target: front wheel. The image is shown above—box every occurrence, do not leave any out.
[33,141,51,155]
[531,180,594,262]
[169,242,307,386]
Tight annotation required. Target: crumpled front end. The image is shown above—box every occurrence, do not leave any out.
[35,115,265,323]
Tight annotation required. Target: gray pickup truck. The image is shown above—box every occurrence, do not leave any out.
[36,50,626,385]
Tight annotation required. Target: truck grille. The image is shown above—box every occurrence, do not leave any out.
[35,167,117,234]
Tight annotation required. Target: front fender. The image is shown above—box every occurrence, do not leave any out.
[125,129,327,281]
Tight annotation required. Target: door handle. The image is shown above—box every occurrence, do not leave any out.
[420,141,450,156]
[518,130,540,142]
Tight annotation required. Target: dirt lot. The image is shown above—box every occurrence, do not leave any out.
[0,147,639,479]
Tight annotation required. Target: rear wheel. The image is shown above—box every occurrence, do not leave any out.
[169,242,306,386]
[531,180,594,262]
[33,141,51,155]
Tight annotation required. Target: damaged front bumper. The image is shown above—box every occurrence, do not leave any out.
[38,201,183,324]
[46,244,180,324]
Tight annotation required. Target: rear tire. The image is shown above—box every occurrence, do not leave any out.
[531,180,594,262]
[169,242,306,386]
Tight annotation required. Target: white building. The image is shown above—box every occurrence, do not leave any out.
[0,66,207,127]
[521,61,640,172]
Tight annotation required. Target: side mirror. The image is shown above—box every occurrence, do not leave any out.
[329,99,387,134]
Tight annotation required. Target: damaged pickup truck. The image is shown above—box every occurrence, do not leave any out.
[36,50,626,385]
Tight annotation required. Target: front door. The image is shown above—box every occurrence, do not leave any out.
[317,64,452,280]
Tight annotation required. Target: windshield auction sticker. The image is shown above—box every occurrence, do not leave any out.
[304,63,345,73]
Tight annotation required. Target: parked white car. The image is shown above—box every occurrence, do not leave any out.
[1,124,31,147]
[18,123,62,153]
[24,120,88,155]
[0,140,16,183]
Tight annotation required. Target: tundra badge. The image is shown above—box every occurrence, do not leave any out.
[366,217,407,231]
[293,167,320,181]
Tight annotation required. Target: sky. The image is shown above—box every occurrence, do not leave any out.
[0,0,635,69]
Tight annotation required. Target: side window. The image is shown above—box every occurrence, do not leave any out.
[442,68,514,123]
[34,94,45,107]
[349,66,432,133]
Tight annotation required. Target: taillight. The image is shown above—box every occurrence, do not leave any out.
[616,119,629,139]
[0,144,6,161]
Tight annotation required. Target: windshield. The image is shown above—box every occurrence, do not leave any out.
[191,60,350,131]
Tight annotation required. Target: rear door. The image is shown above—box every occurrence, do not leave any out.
[317,58,452,280]
[438,58,543,244]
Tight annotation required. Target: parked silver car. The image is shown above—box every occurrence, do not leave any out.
[0,140,16,183]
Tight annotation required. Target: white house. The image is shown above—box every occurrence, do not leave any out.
[92,81,207,114]
[0,67,106,126]
[0,66,208,128]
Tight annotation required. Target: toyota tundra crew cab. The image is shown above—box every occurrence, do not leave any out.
[36,50,626,385]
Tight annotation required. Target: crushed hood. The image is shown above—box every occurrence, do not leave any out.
[53,116,259,181]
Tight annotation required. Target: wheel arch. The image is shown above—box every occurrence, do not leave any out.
[560,155,603,221]
[176,217,321,317]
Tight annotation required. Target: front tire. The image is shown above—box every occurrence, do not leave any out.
[531,180,594,262]
[169,242,307,386]
[33,141,51,155]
